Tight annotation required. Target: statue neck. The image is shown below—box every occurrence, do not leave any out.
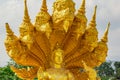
[53,63,62,69]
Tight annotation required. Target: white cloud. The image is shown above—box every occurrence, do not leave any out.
[0,0,120,67]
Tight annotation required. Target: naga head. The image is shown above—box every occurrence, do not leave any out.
[52,0,75,27]
[35,0,50,25]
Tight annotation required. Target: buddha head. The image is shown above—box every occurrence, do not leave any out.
[51,44,64,68]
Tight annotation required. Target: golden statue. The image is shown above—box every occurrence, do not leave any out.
[4,0,110,80]
[37,44,75,80]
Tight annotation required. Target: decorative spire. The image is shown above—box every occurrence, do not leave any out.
[89,5,97,26]
[101,22,110,43]
[23,0,30,22]
[5,23,14,35]
[78,0,86,14]
[40,0,47,12]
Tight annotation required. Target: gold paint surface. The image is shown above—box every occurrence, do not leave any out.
[4,0,110,80]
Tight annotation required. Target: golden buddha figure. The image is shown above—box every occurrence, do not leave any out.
[37,44,75,80]
[4,0,110,80]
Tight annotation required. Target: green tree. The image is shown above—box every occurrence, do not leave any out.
[0,59,23,80]
[114,61,120,79]
[0,59,38,80]
[0,65,21,80]
[96,61,114,80]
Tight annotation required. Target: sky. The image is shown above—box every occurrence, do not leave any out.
[0,0,120,67]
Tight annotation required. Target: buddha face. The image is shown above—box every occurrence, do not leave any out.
[53,49,63,65]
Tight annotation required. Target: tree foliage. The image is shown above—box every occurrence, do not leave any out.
[97,61,114,77]
[114,61,120,79]
[0,65,21,80]
[0,59,37,80]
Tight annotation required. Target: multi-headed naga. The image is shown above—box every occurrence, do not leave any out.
[4,0,110,80]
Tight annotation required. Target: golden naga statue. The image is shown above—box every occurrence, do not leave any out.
[4,0,110,80]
